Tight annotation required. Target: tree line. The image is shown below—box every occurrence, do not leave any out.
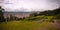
[30,7,60,19]
[0,6,60,22]
[0,6,25,22]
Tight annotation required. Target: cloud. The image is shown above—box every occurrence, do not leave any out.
[0,0,60,12]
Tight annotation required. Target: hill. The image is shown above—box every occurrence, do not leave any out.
[39,8,60,16]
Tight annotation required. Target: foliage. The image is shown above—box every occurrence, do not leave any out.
[0,6,5,22]
[38,8,60,16]
[55,14,60,19]
[30,12,39,17]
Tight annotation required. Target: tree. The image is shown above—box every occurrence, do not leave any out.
[9,14,14,20]
[0,6,5,22]
[9,14,19,21]
[30,12,39,17]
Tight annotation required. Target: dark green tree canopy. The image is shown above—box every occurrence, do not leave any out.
[0,6,5,22]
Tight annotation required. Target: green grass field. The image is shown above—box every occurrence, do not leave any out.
[0,21,57,30]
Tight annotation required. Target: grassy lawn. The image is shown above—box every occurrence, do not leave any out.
[0,21,57,30]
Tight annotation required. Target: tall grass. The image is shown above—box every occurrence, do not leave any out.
[0,21,57,30]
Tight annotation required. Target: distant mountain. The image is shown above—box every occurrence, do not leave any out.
[4,12,31,18]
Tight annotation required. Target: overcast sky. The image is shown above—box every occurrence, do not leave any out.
[0,0,60,12]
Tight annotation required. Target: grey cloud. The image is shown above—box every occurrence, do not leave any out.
[0,0,60,12]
